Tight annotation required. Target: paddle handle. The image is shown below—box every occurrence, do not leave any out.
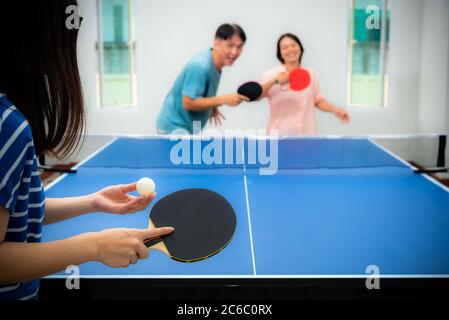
[144,237,170,257]
[144,237,163,248]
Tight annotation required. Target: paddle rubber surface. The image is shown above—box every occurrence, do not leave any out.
[148,188,237,262]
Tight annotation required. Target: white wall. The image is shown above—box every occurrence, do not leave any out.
[418,0,449,133]
[447,35,449,168]
[77,0,449,136]
[446,22,449,167]
[417,0,449,168]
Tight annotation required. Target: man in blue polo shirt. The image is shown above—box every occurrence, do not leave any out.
[156,24,249,134]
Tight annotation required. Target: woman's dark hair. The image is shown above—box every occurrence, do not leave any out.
[0,0,85,159]
[215,24,246,43]
[276,33,305,65]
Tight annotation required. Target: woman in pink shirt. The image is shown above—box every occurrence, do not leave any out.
[260,33,350,135]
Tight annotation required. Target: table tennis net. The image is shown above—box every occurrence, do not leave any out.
[66,136,446,172]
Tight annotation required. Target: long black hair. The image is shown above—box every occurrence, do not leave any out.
[0,0,85,159]
[276,33,305,65]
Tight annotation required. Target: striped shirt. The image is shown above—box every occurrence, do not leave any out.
[0,93,45,300]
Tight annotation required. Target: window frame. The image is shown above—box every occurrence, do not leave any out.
[346,0,389,108]
[96,0,137,108]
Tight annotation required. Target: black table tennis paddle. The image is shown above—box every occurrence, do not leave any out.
[144,188,237,263]
[237,81,263,101]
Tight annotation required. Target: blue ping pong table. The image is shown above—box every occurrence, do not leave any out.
[41,136,449,298]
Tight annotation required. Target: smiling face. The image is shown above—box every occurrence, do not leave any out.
[279,36,302,65]
[213,34,244,68]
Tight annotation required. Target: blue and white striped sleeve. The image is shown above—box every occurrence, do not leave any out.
[0,105,33,213]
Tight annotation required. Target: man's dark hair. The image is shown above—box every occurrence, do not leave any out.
[215,24,246,43]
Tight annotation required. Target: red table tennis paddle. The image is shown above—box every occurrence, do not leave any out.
[237,81,263,101]
[144,188,237,263]
[289,68,311,91]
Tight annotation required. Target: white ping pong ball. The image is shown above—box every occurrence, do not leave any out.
[136,178,156,196]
